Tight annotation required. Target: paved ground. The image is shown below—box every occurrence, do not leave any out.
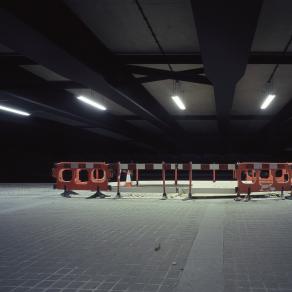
[1,185,292,292]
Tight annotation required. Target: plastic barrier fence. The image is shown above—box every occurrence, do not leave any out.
[52,161,292,199]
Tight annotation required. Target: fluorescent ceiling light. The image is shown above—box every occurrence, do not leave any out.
[77,95,106,111]
[171,95,186,110]
[0,104,30,116]
[260,94,276,110]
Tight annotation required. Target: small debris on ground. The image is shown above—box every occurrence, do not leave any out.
[154,243,161,251]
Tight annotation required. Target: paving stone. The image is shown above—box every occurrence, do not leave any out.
[2,187,292,292]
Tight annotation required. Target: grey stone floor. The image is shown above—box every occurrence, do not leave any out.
[1,185,292,292]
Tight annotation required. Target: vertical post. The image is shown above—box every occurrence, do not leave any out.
[188,161,192,199]
[244,186,251,202]
[61,185,70,198]
[162,161,167,199]
[175,163,178,193]
[136,167,139,186]
[281,186,285,200]
[234,186,241,201]
[213,169,216,182]
[116,161,121,198]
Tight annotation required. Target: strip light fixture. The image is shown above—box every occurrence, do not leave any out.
[171,80,186,110]
[77,95,106,111]
[260,94,276,110]
[171,95,186,110]
[0,104,30,116]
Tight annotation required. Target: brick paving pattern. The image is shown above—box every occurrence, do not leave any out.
[0,187,204,292]
[1,186,292,292]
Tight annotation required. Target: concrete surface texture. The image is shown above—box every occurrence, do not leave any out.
[1,185,292,292]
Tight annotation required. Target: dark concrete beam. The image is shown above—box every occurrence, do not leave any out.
[0,2,182,138]
[126,65,211,84]
[0,64,170,151]
[190,0,263,133]
[115,52,292,64]
[123,114,272,121]
[2,52,291,66]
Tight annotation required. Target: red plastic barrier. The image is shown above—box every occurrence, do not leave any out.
[236,162,290,193]
[52,162,109,191]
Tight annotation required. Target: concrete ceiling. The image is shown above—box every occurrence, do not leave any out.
[65,0,199,53]
[66,88,135,116]
[143,79,215,116]
[251,0,292,51]
[233,64,292,116]
[0,0,291,159]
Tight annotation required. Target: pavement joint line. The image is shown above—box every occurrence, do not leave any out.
[175,203,224,292]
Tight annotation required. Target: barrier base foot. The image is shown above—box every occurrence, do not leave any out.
[244,195,251,202]
[60,190,77,198]
[281,192,285,200]
[86,190,110,199]
[115,192,121,199]
[182,196,192,201]
[161,193,167,200]
[234,192,241,201]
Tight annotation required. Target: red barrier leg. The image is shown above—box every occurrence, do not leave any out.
[136,168,139,186]
[234,186,241,201]
[281,186,285,200]
[116,162,121,199]
[188,161,192,199]
[213,169,216,182]
[162,162,167,199]
[287,184,292,200]
[244,187,251,202]
[175,163,178,193]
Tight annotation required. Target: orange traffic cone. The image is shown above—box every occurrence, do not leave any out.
[124,170,132,187]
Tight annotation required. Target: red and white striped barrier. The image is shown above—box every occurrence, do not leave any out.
[56,162,106,169]
[110,162,237,199]
[238,162,290,170]
[116,163,236,171]
[53,161,292,200]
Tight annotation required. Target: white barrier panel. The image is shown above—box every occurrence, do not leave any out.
[136,163,145,170]
[210,164,219,170]
[109,180,237,188]
[228,164,235,170]
[153,164,163,170]
[192,164,201,170]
